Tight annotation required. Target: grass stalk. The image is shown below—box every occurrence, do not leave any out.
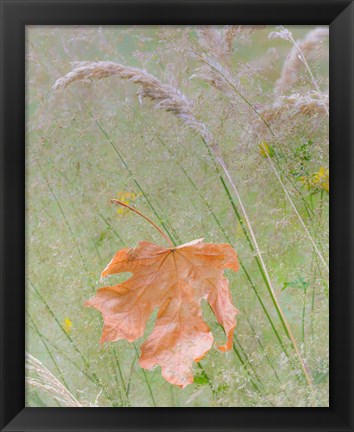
[27,278,114,403]
[126,356,137,398]
[98,212,125,244]
[199,55,327,274]
[35,159,89,272]
[28,326,101,389]
[113,348,130,405]
[233,336,263,388]
[272,156,316,220]
[27,312,71,391]
[133,344,157,407]
[232,345,261,394]
[26,353,83,407]
[216,152,313,388]
[287,33,329,117]
[266,155,328,273]
[150,127,293,379]
[77,98,178,247]
[199,56,275,136]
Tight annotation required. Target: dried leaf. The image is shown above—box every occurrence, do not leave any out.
[85,238,239,388]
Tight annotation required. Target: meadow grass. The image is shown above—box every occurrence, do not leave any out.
[26,25,329,407]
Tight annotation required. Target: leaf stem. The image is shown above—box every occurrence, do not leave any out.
[110,199,174,248]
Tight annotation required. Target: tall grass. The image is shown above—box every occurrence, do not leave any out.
[26,25,329,407]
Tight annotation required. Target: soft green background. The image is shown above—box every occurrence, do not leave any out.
[26,26,329,407]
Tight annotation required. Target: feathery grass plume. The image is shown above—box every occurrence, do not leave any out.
[226,25,266,41]
[197,26,267,63]
[191,32,328,275]
[246,47,279,77]
[260,91,329,122]
[53,61,213,144]
[192,54,274,136]
[193,27,273,126]
[197,27,231,60]
[194,30,328,278]
[222,25,267,49]
[53,61,193,124]
[223,26,239,51]
[270,27,329,95]
[191,54,240,96]
[53,59,314,388]
[26,353,86,407]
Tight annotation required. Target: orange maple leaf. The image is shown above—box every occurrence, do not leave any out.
[86,238,239,388]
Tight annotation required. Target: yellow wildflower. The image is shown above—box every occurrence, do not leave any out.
[116,191,140,215]
[299,175,314,191]
[298,167,329,193]
[312,167,329,193]
[259,141,275,158]
[63,318,72,334]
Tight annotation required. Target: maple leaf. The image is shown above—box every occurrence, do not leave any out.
[85,239,239,388]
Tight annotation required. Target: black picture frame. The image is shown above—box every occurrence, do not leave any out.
[1,0,353,431]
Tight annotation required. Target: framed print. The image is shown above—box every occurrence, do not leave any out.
[0,0,353,431]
